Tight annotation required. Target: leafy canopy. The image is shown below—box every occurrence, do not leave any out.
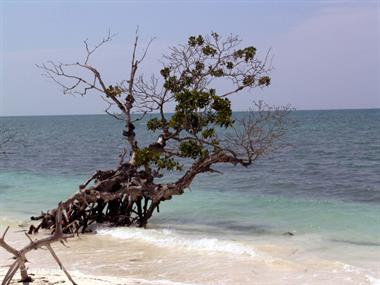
[135,33,272,172]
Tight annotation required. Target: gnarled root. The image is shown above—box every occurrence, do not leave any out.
[30,163,164,235]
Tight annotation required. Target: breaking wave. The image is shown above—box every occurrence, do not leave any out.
[97,227,258,257]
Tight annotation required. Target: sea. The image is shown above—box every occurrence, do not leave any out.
[0,109,379,284]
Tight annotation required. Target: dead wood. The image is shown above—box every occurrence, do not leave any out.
[0,204,76,285]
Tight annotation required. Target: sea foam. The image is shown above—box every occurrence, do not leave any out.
[342,264,380,285]
[97,227,257,257]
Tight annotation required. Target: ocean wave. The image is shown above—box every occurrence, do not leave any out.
[97,227,258,257]
[0,215,23,227]
[342,264,380,285]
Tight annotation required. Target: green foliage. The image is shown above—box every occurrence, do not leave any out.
[188,35,204,47]
[243,46,256,61]
[166,88,233,132]
[140,32,271,172]
[211,32,219,40]
[225,62,234,69]
[201,128,215,139]
[147,118,164,132]
[182,76,193,86]
[179,140,208,159]
[195,61,205,71]
[211,97,233,127]
[106,85,122,97]
[209,68,224,77]
[202,45,217,56]
[160,67,170,79]
[175,89,211,110]
[135,147,182,171]
[258,76,271,86]
[134,147,158,167]
[233,46,256,62]
[163,76,181,92]
[156,156,182,171]
[243,75,255,86]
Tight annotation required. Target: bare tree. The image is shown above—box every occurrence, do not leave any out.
[30,31,291,233]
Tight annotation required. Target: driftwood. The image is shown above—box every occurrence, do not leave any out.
[0,204,76,285]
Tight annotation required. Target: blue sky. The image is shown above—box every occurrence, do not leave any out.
[0,0,379,116]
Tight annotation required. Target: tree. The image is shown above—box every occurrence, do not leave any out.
[31,31,291,234]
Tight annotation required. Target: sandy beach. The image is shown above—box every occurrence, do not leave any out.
[0,269,139,285]
[1,223,378,285]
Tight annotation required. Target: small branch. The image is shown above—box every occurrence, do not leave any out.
[101,96,123,120]
[1,227,9,240]
[2,260,19,285]
[84,29,117,64]
[136,37,156,65]
[46,244,77,285]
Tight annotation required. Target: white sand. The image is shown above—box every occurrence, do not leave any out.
[0,268,195,285]
[0,269,131,285]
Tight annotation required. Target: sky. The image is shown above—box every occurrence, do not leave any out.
[0,0,379,116]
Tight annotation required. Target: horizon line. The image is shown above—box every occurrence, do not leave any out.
[1,107,379,118]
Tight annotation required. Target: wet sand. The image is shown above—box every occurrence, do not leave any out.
[0,224,378,285]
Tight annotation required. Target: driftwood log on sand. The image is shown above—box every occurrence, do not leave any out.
[0,204,76,285]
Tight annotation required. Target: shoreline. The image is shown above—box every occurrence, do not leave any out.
[1,223,379,285]
[1,260,378,285]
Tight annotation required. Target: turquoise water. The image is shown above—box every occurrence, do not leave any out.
[1,110,380,276]
[1,170,378,246]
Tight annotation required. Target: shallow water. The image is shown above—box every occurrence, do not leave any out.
[0,109,380,284]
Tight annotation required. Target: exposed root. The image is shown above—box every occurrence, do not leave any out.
[29,163,163,234]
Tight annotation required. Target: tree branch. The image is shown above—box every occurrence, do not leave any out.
[0,204,76,284]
